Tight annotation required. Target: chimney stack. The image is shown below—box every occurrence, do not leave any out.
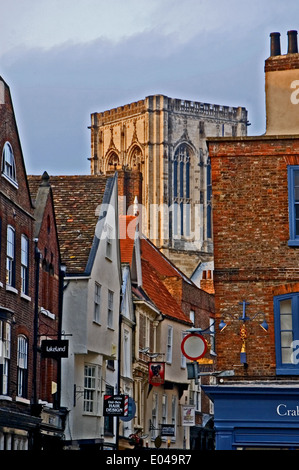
[270,32,281,56]
[288,30,298,53]
[265,30,299,135]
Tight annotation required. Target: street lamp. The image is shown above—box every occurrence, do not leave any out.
[219,300,269,364]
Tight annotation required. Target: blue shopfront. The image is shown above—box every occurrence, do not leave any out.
[202,385,299,450]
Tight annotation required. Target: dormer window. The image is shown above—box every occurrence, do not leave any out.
[2,142,17,186]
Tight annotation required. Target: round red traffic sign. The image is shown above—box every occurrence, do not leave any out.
[181,333,207,360]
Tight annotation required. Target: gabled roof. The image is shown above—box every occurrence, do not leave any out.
[28,173,112,274]
[119,215,192,325]
[140,236,193,284]
[141,260,192,325]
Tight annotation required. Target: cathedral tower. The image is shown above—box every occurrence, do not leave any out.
[90,95,248,277]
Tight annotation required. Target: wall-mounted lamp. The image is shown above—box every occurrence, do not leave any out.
[219,300,268,364]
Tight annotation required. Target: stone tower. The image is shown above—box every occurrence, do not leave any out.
[89,95,248,277]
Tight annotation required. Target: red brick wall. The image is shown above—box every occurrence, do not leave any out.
[36,191,61,404]
[0,79,35,401]
[117,169,143,214]
[208,136,299,377]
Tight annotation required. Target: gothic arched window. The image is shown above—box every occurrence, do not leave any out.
[107,153,120,171]
[172,144,191,237]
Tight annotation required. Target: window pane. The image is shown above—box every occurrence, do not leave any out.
[294,170,299,186]
[281,331,293,346]
[281,347,293,364]
[280,299,292,314]
[280,313,292,330]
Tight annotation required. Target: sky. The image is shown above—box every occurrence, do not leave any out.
[0,0,299,175]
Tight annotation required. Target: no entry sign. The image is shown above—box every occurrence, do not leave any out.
[181,333,207,361]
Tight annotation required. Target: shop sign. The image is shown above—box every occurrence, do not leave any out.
[148,362,165,386]
[161,424,175,436]
[41,339,69,358]
[103,394,129,416]
[181,405,195,426]
[276,403,299,417]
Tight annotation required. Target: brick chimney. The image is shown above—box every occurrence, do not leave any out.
[265,30,299,135]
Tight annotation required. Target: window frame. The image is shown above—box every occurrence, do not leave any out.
[21,234,29,295]
[107,289,114,329]
[166,325,173,364]
[6,225,15,287]
[17,335,28,398]
[94,282,101,324]
[274,292,299,375]
[83,364,101,414]
[2,142,17,186]
[288,165,299,246]
[0,320,11,395]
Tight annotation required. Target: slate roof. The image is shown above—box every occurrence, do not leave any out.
[28,174,111,274]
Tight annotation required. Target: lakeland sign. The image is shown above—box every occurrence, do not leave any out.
[41,339,69,358]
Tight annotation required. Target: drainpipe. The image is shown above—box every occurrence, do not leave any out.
[33,240,41,406]
[57,264,66,408]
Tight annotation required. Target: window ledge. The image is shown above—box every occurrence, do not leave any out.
[2,172,18,188]
[0,395,12,401]
[21,292,31,302]
[276,367,299,375]
[16,396,30,405]
[288,239,299,247]
[40,307,55,320]
[6,285,18,294]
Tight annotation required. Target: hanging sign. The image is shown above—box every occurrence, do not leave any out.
[161,424,175,436]
[148,362,165,386]
[103,395,129,416]
[181,333,207,361]
[41,339,69,358]
[181,405,195,426]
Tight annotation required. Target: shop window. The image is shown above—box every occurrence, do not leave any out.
[274,292,299,374]
[288,166,299,246]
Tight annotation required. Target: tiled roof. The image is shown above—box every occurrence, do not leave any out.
[140,236,193,284]
[141,259,191,324]
[28,174,109,274]
[119,215,192,324]
[119,215,137,264]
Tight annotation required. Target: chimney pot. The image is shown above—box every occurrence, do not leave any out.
[287,30,298,53]
[270,32,281,56]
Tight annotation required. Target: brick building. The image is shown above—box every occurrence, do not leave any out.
[0,77,39,449]
[203,30,299,449]
[28,171,67,449]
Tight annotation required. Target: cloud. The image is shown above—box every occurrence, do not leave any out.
[1,0,299,175]
[1,25,265,175]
